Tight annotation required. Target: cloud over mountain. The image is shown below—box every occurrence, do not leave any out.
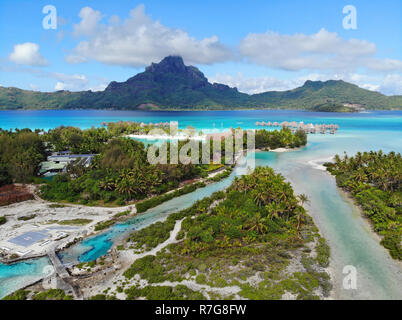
[67,4,233,67]
[9,43,48,67]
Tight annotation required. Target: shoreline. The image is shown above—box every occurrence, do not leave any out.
[337,186,402,267]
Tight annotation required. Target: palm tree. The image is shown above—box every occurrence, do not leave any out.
[246,213,268,234]
[265,202,282,220]
[297,193,310,207]
[294,207,306,231]
[295,194,310,232]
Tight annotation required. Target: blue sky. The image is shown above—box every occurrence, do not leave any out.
[0,0,401,94]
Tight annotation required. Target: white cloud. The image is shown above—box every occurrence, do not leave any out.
[29,83,40,91]
[364,58,402,72]
[54,82,65,91]
[240,28,402,73]
[73,7,103,36]
[210,72,402,96]
[0,61,107,92]
[67,4,233,67]
[52,73,89,91]
[378,74,402,95]
[88,83,108,92]
[9,42,48,66]
[210,73,301,94]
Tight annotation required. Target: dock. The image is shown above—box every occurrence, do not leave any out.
[47,249,81,298]
[47,250,70,279]
[255,121,339,134]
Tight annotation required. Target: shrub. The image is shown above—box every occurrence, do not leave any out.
[195,274,207,284]
[2,289,29,300]
[315,238,330,267]
[89,294,117,300]
[33,289,72,300]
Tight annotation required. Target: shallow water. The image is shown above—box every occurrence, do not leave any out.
[0,109,401,299]
[254,152,402,299]
[0,257,52,298]
[251,128,402,299]
[0,109,401,132]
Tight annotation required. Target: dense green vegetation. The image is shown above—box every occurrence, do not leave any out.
[0,129,46,185]
[255,128,307,150]
[129,220,176,252]
[40,137,202,205]
[89,294,118,300]
[40,125,304,207]
[32,289,73,300]
[125,284,206,300]
[325,151,401,260]
[1,56,401,111]
[0,216,6,225]
[2,289,29,300]
[123,167,331,300]
[3,289,73,301]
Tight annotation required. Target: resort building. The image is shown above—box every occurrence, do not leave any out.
[39,152,96,177]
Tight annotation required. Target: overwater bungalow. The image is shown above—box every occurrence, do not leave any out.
[255,119,339,134]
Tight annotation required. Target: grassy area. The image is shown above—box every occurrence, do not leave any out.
[17,214,37,221]
[2,289,30,300]
[94,210,132,231]
[125,284,206,300]
[32,289,73,300]
[48,203,68,208]
[128,219,176,252]
[57,219,92,226]
[89,294,118,300]
[94,220,116,231]
[3,289,73,301]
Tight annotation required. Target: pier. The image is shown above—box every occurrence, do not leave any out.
[255,121,339,134]
[47,249,81,299]
[47,250,70,279]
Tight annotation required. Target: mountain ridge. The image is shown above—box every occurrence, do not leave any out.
[1,56,401,111]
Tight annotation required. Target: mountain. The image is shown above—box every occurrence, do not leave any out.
[0,56,401,111]
[252,79,402,111]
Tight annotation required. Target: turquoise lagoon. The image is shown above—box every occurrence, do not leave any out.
[0,257,52,298]
[0,109,401,299]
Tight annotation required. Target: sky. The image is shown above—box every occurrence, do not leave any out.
[0,0,401,95]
